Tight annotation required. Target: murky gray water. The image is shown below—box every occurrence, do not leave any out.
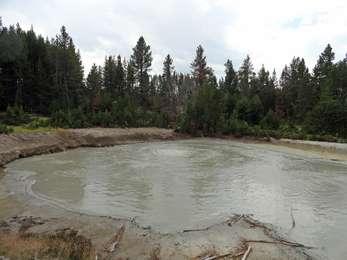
[3,139,347,259]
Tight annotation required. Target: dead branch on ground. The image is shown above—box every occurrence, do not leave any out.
[241,245,251,260]
[200,246,250,260]
[244,239,315,249]
[104,224,125,253]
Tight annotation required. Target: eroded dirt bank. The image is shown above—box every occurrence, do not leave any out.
[0,129,325,259]
[0,128,180,167]
[1,128,346,167]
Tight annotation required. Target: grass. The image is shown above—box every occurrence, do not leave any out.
[11,125,58,134]
[0,112,60,134]
[0,232,94,260]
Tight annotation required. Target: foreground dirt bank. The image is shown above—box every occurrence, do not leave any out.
[0,128,180,167]
[0,210,314,260]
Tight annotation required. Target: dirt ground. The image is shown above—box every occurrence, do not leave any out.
[0,209,314,259]
[0,128,181,167]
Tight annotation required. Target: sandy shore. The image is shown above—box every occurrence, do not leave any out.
[0,128,328,259]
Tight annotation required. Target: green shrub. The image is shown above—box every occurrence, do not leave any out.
[307,134,338,143]
[307,100,347,138]
[69,108,90,128]
[277,123,305,139]
[223,118,250,137]
[176,101,194,134]
[2,106,30,125]
[176,83,223,135]
[260,110,280,130]
[0,124,14,134]
[154,112,169,128]
[90,111,114,127]
[249,125,265,137]
[50,109,90,128]
[110,96,135,127]
[26,117,50,129]
[235,95,264,125]
[50,110,71,128]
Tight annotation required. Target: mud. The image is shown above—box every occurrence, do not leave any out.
[0,129,326,259]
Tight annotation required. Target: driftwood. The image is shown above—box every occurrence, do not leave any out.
[227,214,245,226]
[244,239,315,249]
[198,214,312,260]
[183,227,210,233]
[200,247,250,260]
[201,252,236,260]
[241,245,251,260]
[104,224,125,253]
[240,215,314,249]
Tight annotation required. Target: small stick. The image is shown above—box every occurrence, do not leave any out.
[183,227,209,233]
[290,207,296,229]
[245,239,315,249]
[241,245,251,260]
[104,224,125,252]
[201,250,246,260]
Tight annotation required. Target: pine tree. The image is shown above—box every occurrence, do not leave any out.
[238,55,255,96]
[103,56,116,96]
[281,57,312,121]
[334,55,347,102]
[114,55,125,96]
[158,54,177,117]
[23,28,53,113]
[125,60,136,96]
[191,45,210,88]
[223,59,238,94]
[86,64,103,111]
[130,36,152,106]
[52,26,84,111]
[255,65,276,113]
[67,42,84,107]
[313,44,335,101]
[162,54,174,97]
[87,64,102,95]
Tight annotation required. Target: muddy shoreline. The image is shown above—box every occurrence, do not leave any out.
[0,128,334,259]
[1,127,346,167]
[0,211,315,260]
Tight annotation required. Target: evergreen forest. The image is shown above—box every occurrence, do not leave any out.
[1,20,347,141]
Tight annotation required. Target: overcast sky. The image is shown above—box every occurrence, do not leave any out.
[2,0,347,77]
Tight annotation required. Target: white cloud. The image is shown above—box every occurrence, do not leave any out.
[223,0,347,73]
[1,0,347,77]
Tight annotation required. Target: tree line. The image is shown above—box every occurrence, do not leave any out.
[1,20,347,140]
